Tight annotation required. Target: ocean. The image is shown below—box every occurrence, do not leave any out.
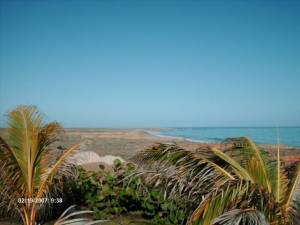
[150,127,300,148]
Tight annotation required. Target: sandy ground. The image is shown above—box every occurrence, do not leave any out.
[57,128,300,161]
[1,128,300,160]
[58,128,215,160]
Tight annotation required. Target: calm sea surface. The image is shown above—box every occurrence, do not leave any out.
[151,127,300,147]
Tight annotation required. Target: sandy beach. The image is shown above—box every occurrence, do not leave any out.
[58,128,204,159]
[1,128,299,162]
[56,128,300,161]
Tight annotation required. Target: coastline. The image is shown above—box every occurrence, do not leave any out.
[148,127,300,148]
[146,130,211,143]
[1,128,299,160]
[60,128,300,160]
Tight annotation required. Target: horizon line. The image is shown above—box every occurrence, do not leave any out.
[2,126,300,129]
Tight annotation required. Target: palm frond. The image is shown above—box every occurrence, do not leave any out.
[285,163,300,206]
[0,106,80,224]
[136,143,235,180]
[187,180,254,225]
[36,143,79,199]
[212,208,269,225]
[209,146,253,181]
[273,132,289,205]
[133,144,237,203]
[0,136,24,214]
[54,205,107,225]
[222,137,273,193]
[283,163,300,224]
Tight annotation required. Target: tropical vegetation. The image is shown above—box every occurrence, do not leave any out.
[1,105,299,225]
[135,139,300,225]
[73,159,186,224]
[0,106,79,225]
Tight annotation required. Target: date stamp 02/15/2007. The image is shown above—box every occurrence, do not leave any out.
[17,198,63,204]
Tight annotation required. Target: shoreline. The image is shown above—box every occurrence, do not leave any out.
[1,128,300,160]
[146,128,300,149]
[59,128,300,160]
[146,130,211,144]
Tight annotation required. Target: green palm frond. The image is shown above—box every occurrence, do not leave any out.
[222,137,273,193]
[7,106,45,196]
[272,136,289,205]
[135,137,300,225]
[0,106,79,225]
[209,146,253,181]
[187,180,254,225]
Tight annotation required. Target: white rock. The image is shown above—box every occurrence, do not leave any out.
[69,151,124,166]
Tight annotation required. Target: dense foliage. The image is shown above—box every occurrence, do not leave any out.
[72,159,187,224]
[135,139,300,225]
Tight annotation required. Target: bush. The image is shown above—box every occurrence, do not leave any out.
[72,160,186,224]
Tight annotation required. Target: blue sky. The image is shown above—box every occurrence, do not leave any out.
[0,0,299,128]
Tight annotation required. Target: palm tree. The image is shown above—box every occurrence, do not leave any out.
[134,138,300,225]
[0,106,79,225]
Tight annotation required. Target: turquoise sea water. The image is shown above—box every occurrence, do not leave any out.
[151,127,300,147]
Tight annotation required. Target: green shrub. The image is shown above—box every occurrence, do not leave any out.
[72,160,186,224]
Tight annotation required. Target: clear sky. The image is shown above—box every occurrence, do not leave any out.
[0,0,299,128]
